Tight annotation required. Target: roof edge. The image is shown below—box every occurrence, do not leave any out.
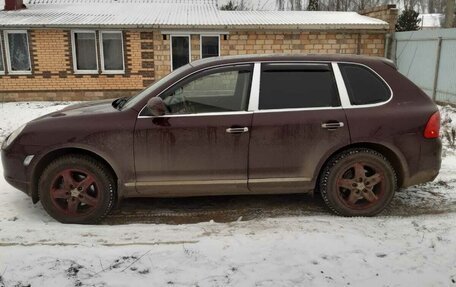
[0,23,389,30]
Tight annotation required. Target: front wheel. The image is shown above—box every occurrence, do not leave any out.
[39,155,115,224]
[319,148,397,216]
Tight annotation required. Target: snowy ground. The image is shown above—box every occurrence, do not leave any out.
[1,102,456,287]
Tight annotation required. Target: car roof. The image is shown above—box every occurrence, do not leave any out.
[190,53,396,69]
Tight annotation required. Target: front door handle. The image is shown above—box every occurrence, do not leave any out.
[321,121,344,130]
[226,127,249,134]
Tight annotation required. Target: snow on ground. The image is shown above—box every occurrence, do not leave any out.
[0,102,456,287]
[0,102,70,143]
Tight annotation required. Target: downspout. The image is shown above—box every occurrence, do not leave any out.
[357,33,361,55]
[384,33,390,58]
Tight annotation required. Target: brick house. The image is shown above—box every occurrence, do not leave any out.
[0,0,398,101]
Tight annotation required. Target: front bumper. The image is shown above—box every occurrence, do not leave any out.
[1,148,32,196]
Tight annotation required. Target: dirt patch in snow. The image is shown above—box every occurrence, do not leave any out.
[1,102,456,287]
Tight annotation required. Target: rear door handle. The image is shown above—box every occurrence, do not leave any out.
[321,121,344,130]
[226,127,249,134]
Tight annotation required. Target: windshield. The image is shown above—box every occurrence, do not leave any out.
[121,64,191,110]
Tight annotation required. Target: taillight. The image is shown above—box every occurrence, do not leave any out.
[424,111,440,139]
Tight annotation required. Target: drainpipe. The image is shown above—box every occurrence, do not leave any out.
[357,33,361,55]
[384,33,390,58]
[393,36,398,64]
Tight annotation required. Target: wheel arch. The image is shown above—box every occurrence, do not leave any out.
[30,147,119,204]
[315,142,408,190]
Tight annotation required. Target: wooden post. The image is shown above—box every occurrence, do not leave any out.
[432,37,443,101]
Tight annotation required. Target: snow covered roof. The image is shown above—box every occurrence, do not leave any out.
[28,0,217,3]
[418,13,444,29]
[0,0,389,30]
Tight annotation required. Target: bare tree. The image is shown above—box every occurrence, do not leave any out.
[276,0,285,10]
[445,0,455,27]
[239,0,246,10]
[294,0,303,10]
[220,0,253,10]
[428,0,435,12]
[402,0,421,10]
[263,0,437,12]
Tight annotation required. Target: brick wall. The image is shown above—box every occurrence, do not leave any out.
[0,29,151,101]
[152,32,171,82]
[360,4,399,32]
[154,30,385,80]
[221,31,384,57]
[1,28,387,101]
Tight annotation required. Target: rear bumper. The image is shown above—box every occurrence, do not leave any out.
[403,169,440,187]
[402,138,442,187]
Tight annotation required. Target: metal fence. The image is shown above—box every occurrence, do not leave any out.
[392,28,456,105]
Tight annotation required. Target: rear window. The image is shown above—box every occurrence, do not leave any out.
[259,63,340,110]
[339,63,391,105]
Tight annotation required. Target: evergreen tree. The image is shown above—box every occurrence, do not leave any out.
[307,0,319,11]
[395,9,421,31]
[220,0,238,10]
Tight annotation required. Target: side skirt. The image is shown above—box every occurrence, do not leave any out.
[122,178,314,198]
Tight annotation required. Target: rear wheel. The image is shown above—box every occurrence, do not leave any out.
[319,148,397,216]
[39,155,115,224]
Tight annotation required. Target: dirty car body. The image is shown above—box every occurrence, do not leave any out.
[1,54,441,223]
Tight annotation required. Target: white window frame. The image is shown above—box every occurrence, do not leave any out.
[3,30,32,75]
[99,30,125,74]
[170,35,191,71]
[71,30,99,74]
[0,33,5,75]
[332,62,393,109]
[200,35,220,59]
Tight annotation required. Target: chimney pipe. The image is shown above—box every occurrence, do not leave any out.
[4,0,25,11]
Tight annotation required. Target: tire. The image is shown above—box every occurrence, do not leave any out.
[319,148,397,216]
[39,155,115,224]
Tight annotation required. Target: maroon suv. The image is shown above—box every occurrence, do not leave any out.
[1,54,441,224]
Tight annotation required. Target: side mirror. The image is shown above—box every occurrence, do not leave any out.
[146,97,167,117]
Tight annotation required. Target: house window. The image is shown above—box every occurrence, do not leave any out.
[4,30,31,74]
[100,31,124,73]
[200,36,219,59]
[71,31,98,73]
[0,35,4,75]
[171,35,190,71]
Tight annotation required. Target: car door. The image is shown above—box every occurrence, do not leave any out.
[134,64,254,196]
[248,62,351,193]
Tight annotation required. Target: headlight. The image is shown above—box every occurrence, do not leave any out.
[2,124,26,149]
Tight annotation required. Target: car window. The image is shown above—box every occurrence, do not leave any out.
[259,63,340,110]
[339,63,391,105]
[162,66,252,115]
[122,63,190,110]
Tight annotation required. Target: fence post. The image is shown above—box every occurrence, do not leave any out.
[393,37,398,64]
[432,37,443,101]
